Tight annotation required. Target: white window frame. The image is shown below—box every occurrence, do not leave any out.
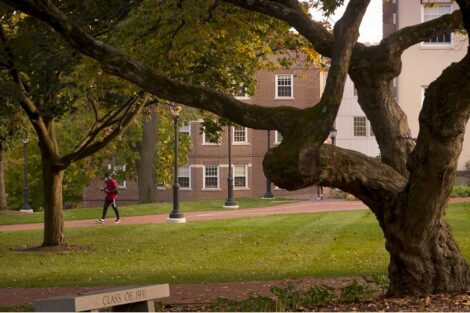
[179,122,191,136]
[202,128,220,145]
[274,131,283,145]
[232,126,248,144]
[275,74,294,99]
[353,116,367,137]
[178,165,191,190]
[353,116,375,138]
[234,84,250,100]
[421,3,453,47]
[233,165,248,189]
[203,165,220,189]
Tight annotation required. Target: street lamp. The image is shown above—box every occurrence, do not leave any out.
[167,103,186,223]
[223,125,239,209]
[330,127,337,146]
[20,138,33,213]
[262,130,274,199]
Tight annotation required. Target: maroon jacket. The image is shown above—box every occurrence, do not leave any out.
[105,178,118,201]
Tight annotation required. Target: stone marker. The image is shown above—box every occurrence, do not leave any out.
[33,284,169,312]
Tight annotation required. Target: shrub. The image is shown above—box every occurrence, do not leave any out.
[450,185,470,197]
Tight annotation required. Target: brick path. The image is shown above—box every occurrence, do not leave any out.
[0,198,370,232]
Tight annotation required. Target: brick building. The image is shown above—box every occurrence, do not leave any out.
[83,61,323,207]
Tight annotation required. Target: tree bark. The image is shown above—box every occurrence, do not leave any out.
[41,149,65,246]
[0,144,7,210]
[136,106,158,203]
[379,49,470,295]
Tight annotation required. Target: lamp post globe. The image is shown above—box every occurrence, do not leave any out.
[20,137,33,213]
[167,103,186,223]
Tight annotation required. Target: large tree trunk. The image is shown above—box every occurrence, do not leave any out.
[384,210,469,295]
[136,106,158,203]
[380,50,470,295]
[41,149,65,246]
[0,143,7,210]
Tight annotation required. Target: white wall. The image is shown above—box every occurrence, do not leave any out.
[336,76,380,157]
[398,0,469,169]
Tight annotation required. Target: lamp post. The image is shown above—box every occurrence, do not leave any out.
[223,125,239,209]
[167,103,186,223]
[20,138,33,213]
[262,130,274,199]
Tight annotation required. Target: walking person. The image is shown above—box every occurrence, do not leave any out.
[97,172,121,224]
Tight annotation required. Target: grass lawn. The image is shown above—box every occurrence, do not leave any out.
[0,203,468,288]
[0,198,297,226]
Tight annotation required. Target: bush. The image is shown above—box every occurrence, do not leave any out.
[450,185,470,197]
[329,188,357,200]
[208,281,376,312]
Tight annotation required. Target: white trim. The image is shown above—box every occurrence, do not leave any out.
[203,165,219,189]
[234,95,250,100]
[421,85,428,108]
[232,126,249,144]
[275,74,294,99]
[202,129,220,145]
[274,130,283,145]
[233,164,248,189]
[178,165,191,190]
[179,121,191,136]
[118,180,127,189]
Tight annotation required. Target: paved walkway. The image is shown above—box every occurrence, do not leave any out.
[2,197,469,233]
[0,198,370,232]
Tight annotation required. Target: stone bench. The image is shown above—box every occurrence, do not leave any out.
[33,284,169,312]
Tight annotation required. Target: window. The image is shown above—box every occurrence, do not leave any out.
[353,116,367,137]
[275,131,283,144]
[234,84,249,99]
[178,166,191,189]
[203,128,219,145]
[422,4,452,45]
[275,74,293,99]
[234,165,248,188]
[233,126,247,143]
[179,122,190,136]
[204,165,219,189]
[354,116,375,137]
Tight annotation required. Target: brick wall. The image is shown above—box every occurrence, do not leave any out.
[83,64,321,207]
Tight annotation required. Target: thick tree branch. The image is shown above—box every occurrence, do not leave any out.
[224,0,335,57]
[0,0,300,133]
[381,10,462,54]
[266,143,406,212]
[0,23,57,157]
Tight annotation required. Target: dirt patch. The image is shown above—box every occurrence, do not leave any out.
[0,279,468,311]
[162,293,470,312]
[13,244,91,253]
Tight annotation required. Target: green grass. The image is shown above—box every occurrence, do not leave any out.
[0,198,297,226]
[0,203,468,288]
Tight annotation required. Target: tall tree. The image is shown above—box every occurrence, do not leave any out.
[4,0,469,295]
[0,4,147,246]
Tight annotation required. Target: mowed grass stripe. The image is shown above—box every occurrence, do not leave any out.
[0,205,468,288]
